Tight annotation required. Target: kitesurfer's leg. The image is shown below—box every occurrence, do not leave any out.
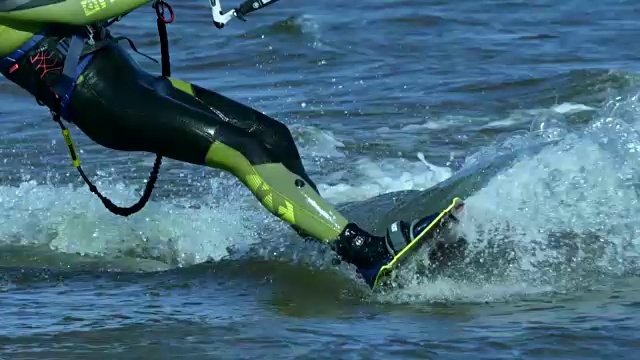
[67,43,352,240]
[164,79,321,193]
[162,81,432,273]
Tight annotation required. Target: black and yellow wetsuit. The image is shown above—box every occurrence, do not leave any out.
[0,0,417,287]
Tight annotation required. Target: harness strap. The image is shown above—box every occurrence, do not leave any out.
[52,34,98,119]
[60,35,85,82]
[58,54,93,119]
[113,36,159,64]
[0,34,44,72]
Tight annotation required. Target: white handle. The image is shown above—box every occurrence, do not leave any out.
[209,0,237,28]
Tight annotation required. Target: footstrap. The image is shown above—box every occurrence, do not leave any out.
[385,221,408,256]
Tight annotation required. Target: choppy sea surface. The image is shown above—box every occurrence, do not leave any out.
[2,0,640,358]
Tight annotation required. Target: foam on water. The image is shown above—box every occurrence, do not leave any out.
[318,155,452,203]
[290,123,453,202]
[373,102,596,136]
[552,102,596,114]
[290,124,346,159]
[378,277,554,304]
[482,102,596,130]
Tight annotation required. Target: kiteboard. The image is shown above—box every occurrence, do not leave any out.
[372,197,465,290]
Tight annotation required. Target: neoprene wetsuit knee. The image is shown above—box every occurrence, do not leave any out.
[0,0,420,287]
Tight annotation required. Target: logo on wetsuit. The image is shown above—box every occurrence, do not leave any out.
[29,47,63,79]
[80,0,114,17]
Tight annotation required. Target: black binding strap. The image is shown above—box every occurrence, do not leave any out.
[51,0,174,217]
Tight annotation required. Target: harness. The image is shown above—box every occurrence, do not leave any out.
[0,1,175,217]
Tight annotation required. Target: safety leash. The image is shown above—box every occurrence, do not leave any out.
[52,0,174,217]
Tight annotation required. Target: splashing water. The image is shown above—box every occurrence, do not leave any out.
[0,178,265,269]
[382,94,640,303]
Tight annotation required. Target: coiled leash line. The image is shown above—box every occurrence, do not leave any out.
[52,114,162,216]
[53,0,174,217]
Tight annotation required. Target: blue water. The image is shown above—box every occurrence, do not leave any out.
[2,0,640,358]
